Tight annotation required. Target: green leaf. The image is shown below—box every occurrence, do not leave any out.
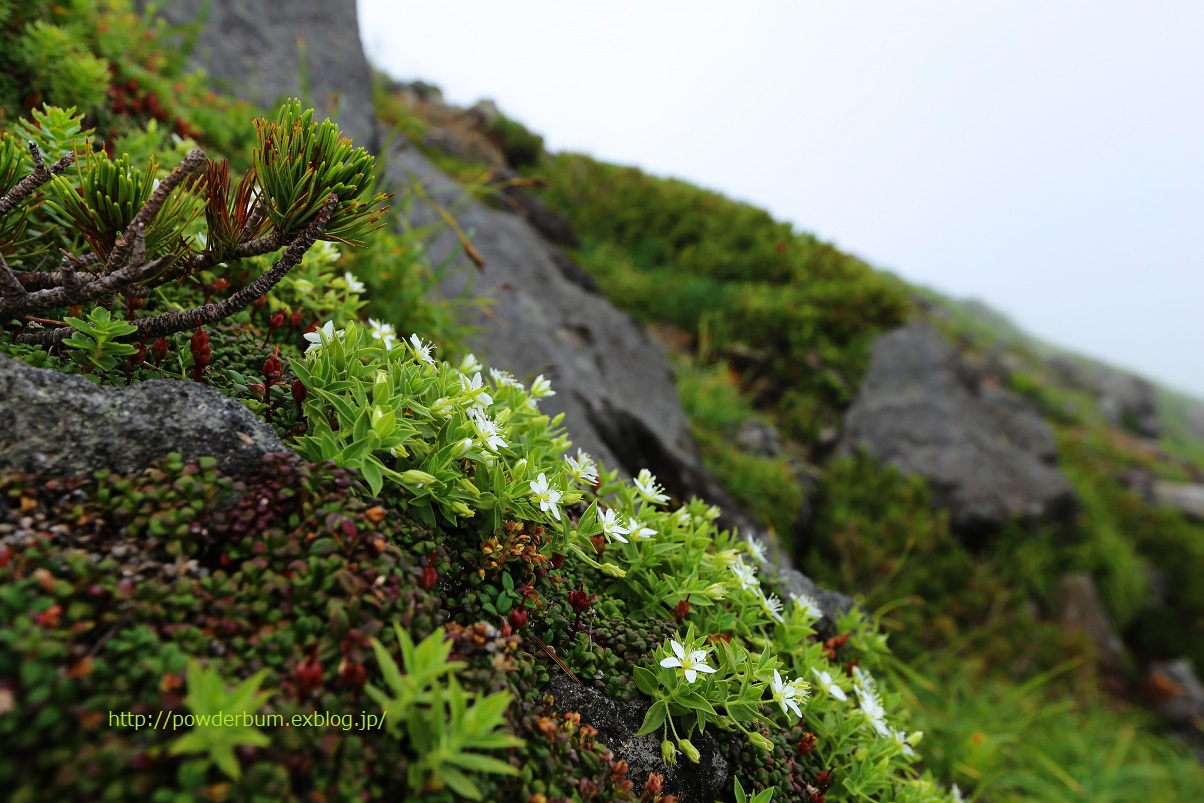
[634,666,661,697]
[635,700,668,736]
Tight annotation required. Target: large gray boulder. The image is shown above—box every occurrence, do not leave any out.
[838,323,1077,538]
[150,0,378,151]
[0,354,284,480]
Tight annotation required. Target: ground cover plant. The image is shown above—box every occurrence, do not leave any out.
[373,82,1204,800]
[0,5,964,800]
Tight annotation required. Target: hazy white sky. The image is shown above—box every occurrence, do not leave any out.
[360,1,1204,397]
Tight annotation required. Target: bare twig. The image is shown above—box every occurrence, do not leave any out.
[102,148,206,275]
[0,142,75,218]
[131,194,337,340]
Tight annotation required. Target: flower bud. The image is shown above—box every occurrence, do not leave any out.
[599,562,627,579]
[400,469,438,489]
[454,438,474,458]
[292,379,308,407]
[677,738,700,764]
[660,739,677,765]
[748,731,775,752]
[449,501,474,518]
[508,604,528,631]
[151,337,169,364]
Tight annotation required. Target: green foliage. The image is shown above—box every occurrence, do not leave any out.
[10,18,111,112]
[62,305,138,374]
[168,659,273,781]
[676,357,802,537]
[735,775,775,803]
[252,99,390,246]
[489,114,544,169]
[48,149,202,261]
[367,625,522,799]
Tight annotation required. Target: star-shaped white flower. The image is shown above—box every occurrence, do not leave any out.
[770,669,804,718]
[303,320,338,354]
[659,640,716,684]
[564,449,598,487]
[745,534,768,563]
[810,667,848,701]
[634,469,669,505]
[530,374,555,399]
[343,271,366,295]
[469,409,507,452]
[529,472,562,522]
[368,318,397,350]
[791,592,824,620]
[408,333,435,365]
[599,508,631,543]
[489,368,523,390]
[853,668,891,737]
[759,591,784,623]
[459,372,493,409]
[627,515,657,540]
[729,556,759,591]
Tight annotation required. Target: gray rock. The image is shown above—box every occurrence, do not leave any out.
[547,675,728,800]
[1152,481,1204,522]
[838,323,1077,538]
[1097,372,1161,439]
[1056,572,1127,676]
[1143,658,1204,727]
[0,354,284,480]
[149,0,378,152]
[735,420,783,457]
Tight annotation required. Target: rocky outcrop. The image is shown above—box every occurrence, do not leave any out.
[150,0,378,151]
[838,323,1077,538]
[0,354,284,480]
[1151,481,1204,522]
[1097,372,1161,440]
[547,675,728,801]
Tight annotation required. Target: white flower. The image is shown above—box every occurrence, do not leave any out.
[634,469,669,505]
[408,333,435,365]
[951,784,965,803]
[459,372,493,409]
[745,534,768,563]
[459,353,482,375]
[529,473,562,522]
[530,374,555,399]
[703,504,722,522]
[303,320,338,354]
[343,271,365,295]
[469,409,507,452]
[563,449,598,487]
[791,592,823,620]
[853,668,891,737]
[367,318,396,350]
[599,508,631,543]
[890,728,917,757]
[810,667,848,702]
[729,556,759,591]
[659,640,716,684]
[671,507,692,528]
[489,368,523,390]
[770,669,804,718]
[627,515,657,540]
[759,592,784,623]
[789,676,812,699]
